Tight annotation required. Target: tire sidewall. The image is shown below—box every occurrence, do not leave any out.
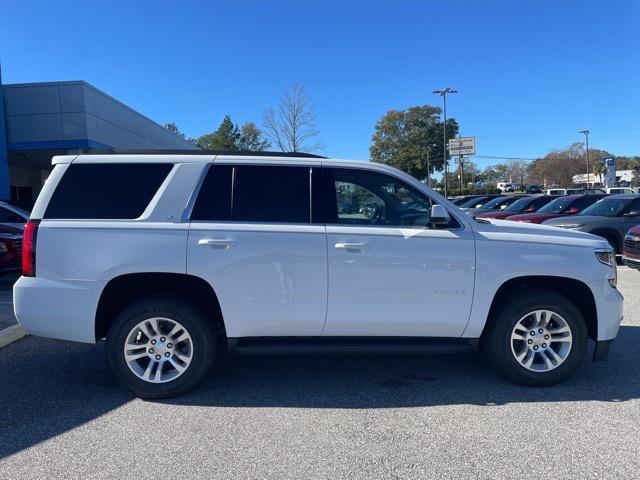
[488,291,588,386]
[105,296,216,399]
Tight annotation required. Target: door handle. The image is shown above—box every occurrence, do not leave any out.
[335,242,369,252]
[198,238,236,249]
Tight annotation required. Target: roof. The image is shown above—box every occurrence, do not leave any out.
[79,149,326,158]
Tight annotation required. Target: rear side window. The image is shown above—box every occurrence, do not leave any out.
[233,166,310,223]
[44,163,172,219]
[191,165,311,223]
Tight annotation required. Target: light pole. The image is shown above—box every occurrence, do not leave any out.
[580,129,590,187]
[433,88,458,197]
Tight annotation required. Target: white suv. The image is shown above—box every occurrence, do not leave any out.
[14,152,624,398]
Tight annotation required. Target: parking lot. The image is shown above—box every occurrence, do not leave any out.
[0,268,638,479]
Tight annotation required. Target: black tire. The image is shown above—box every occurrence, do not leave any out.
[483,289,588,386]
[105,295,216,399]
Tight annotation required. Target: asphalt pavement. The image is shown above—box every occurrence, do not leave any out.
[0,269,639,479]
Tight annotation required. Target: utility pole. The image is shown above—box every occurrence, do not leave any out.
[426,143,436,188]
[433,88,458,197]
[580,129,590,187]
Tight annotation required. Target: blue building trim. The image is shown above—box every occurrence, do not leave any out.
[0,66,11,199]
[7,139,112,151]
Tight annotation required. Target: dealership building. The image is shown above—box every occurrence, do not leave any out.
[0,68,198,204]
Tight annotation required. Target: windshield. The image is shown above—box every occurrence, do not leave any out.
[537,197,574,214]
[578,197,631,217]
[458,196,490,208]
[481,196,520,210]
[503,197,534,212]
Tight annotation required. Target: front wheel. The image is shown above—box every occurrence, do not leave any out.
[483,290,588,386]
[105,296,216,399]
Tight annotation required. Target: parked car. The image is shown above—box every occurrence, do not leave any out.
[497,182,515,192]
[505,194,606,224]
[476,195,555,220]
[547,189,566,195]
[543,194,640,253]
[456,194,504,209]
[461,195,527,218]
[0,225,23,271]
[566,188,607,195]
[14,152,623,398]
[622,226,640,269]
[607,187,635,195]
[526,185,542,194]
[0,201,29,230]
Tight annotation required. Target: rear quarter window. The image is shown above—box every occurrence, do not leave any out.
[44,163,173,219]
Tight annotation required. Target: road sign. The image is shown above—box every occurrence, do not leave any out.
[448,137,475,156]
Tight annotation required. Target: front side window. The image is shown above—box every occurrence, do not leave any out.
[326,168,451,228]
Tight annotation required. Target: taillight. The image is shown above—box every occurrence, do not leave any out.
[22,219,40,277]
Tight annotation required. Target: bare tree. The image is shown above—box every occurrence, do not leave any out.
[263,83,321,153]
[506,159,530,189]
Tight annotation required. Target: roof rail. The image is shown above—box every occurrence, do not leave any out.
[78,149,326,159]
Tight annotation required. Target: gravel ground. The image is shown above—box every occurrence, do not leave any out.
[0,268,638,479]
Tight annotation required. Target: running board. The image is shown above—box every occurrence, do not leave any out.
[227,337,478,355]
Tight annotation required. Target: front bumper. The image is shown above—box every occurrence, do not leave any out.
[623,255,640,270]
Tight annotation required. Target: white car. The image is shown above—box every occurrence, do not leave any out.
[607,187,635,195]
[14,152,624,398]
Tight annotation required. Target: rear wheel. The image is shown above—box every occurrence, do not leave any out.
[105,296,216,399]
[483,290,587,386]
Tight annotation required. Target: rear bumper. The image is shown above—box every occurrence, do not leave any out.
[13,276,101,343]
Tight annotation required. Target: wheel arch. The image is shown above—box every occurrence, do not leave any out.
[591,228,621,253]
[95,272,226,341]
[482,276,597,342]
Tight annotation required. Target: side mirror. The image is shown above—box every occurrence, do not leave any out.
[430,204,451,226]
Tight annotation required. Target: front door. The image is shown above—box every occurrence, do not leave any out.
[321,167,475,337]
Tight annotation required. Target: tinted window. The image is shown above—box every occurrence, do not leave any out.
[571,196,601,212]
[45,163,172,219]
[538,196,574,214]
[326,168,454,228]
[482,196,524,210]
[526,196,554,211]
[233,166,310,223]
[191,165,233,221]
[458,196,491,208]
[579,197,632,217]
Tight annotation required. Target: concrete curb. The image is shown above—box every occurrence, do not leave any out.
[0,324,27,349]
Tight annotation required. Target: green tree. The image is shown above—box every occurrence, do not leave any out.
[197,115,240,150]
[369,105,458,180]
[238,122,271,151]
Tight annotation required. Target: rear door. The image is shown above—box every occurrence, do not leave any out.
[321,166,476,337]
[187,162,328,338]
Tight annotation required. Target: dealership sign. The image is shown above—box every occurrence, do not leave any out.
[602,156,616,187]
[448,137,476,156]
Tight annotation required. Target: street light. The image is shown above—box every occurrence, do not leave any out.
[580,129,590,187]
[433,88,458,197]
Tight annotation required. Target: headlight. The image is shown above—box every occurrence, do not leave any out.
[556,224,583,229]
[595,248,617,288]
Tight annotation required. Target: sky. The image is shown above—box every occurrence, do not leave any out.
[1,0,639,170]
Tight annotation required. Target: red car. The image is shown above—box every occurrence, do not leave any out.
[476,195,555,220]
[623,225,640,270]
[504,194,606,223]
[0,225,23,271]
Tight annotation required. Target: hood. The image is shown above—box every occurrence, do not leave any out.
[542,215,608,226]
[477,210,517,220]
[629,225,640,235]
[475,218,609,250]
[504,212,563,224]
